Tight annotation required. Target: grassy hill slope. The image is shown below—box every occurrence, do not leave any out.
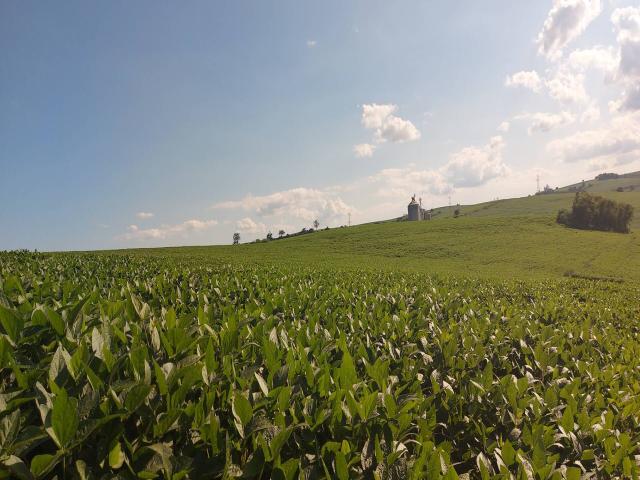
[134,216,640,281]
[93,171,640,282]
[429,171,640,229]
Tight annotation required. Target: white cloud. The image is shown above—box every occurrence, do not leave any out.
[136,212,154,219]
[212,187,353,224]
[368,168,453,198]
[361,104,397,129]
[442,136,509,188]
[366,135,509,198]
[536,0,603,59]
[306,40,317,48]
[497,121,511,132]
[360,103,421,144]
[580,103,601,122]
[567,46,618,74]
[119,219,218,241]
[610,7,640,111]
[515,111,576,134]
[547,112,640,163]
[353,143,376,158]
[505,70,542,92]
[612,7,640,44]
[235,217,267,235]
[545,69,589,103]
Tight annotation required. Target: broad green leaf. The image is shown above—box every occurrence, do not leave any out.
[335,451,349,480]
[0,305,23,343]
[51,389,78,448]
[125,384,151,413]
[109,441,125,469]
[501,440,516,466]
[232,394,253,428]
[30,453,60,478]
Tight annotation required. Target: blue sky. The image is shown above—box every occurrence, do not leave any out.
[2,1,640,249]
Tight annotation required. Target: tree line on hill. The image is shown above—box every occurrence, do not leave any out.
[557,192,634,233]
[233,219,337,244]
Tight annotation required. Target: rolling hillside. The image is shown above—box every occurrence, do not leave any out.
[104,171,640,282]
[425,170,640,229]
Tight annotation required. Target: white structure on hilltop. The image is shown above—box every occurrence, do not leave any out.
[407,195,431,221]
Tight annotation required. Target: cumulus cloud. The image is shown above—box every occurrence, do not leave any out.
[545,69,589,103]
[442,136,509,188]
[612,7,640,45]
[609,7,640,111]
[368,168,453,198]
[515,111,575,134]
[567,46,618,74]
[367,136,509,197]
[212,187,353,224]
[235,217,267,235]
[505,70,542,92]
[353,143,376,158]
[136,212,154,219]
[536,0,602,59]
[547,112,640,163]
[119,219,218,241]
[306,40,317,48]
[360,103,421,144]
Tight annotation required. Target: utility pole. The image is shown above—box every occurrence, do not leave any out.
[348,212,351,227]
[536,174,540,193]
[448,195,451,208]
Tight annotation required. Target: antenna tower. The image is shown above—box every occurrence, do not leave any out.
[536,174,540,193]
[348,212,351,227]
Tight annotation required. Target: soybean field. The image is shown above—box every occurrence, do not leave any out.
[1,251,640,479]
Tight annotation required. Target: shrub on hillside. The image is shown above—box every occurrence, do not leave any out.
[557,192,634,233]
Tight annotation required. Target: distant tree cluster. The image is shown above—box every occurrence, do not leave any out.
[239,219,329,244]
[596,172,620,180]
[557,192,634,233]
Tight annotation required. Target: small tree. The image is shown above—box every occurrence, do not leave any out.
[313,219,320,230]
[278,229,285,238]
[453,208,460,218]
[233,232,240,245]
[266,232,273,241]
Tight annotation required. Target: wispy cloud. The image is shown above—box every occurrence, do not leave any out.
[515,111,575,134]
[136,212,154,219]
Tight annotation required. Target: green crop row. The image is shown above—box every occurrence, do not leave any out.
[0,251,639,479]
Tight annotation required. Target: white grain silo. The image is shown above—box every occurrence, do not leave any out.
[407,195,421,221]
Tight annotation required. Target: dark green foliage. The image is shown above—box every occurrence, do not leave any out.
[0,251,639,478]
[557,192,634,233]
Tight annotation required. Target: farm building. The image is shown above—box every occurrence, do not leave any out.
[407,195,431,221]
